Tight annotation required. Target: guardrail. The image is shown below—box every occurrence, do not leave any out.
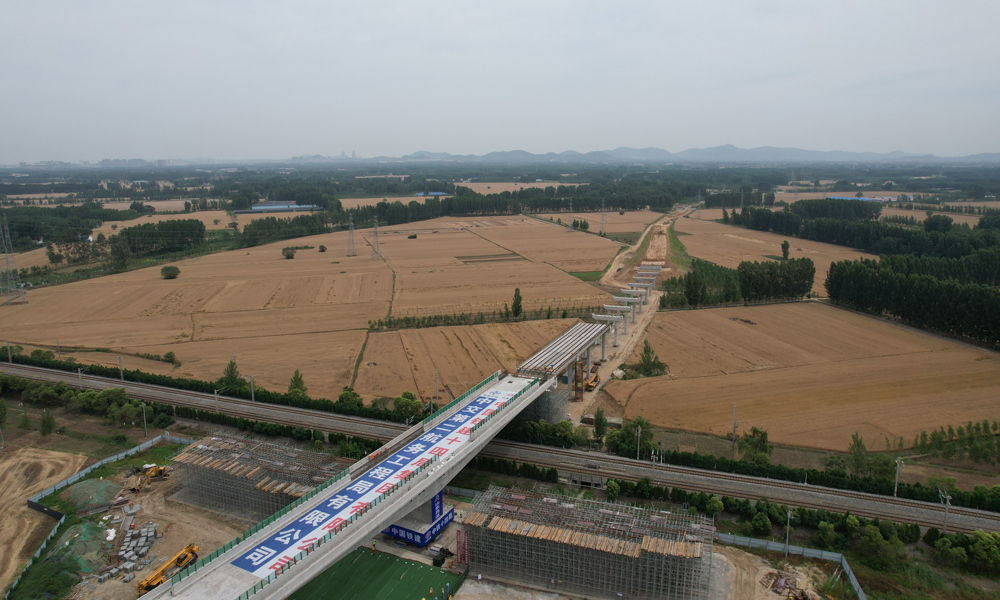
[231,454,442,600]
[716,533,867,600]
[422,371,501,427]
[468,378,540,439]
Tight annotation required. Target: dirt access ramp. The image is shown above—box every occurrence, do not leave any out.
[600,208,688,290]
[0,446,89,591]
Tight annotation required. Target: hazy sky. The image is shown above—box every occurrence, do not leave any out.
[2,1,998,163]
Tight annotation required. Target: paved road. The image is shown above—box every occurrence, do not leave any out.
[4,362,998,534]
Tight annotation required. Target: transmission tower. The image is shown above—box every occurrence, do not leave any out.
[1,214,27,306]
[346,214,357,257]
[371,216,381,259]
[600,198,606,235]
[568,197,573,227]
[740,189,744,211]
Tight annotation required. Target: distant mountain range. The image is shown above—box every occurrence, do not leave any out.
[290,145,1000,165]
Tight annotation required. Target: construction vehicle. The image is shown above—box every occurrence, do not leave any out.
[584,373,600,392]
[144,465,170,482]
[136,543,199,594]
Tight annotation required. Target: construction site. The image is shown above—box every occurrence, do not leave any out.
[462,486,715,600]
[170,434,352,522]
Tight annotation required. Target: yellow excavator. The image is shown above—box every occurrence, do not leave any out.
[135,544,199,594]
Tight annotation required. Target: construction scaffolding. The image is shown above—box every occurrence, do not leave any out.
[170,433,351,522]
[464,486,714,600]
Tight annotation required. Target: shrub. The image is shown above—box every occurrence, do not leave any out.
[318,245,327,252]
[163,351,176,364]
[282,247,296,259]
[160,266,180,279]
[751,511,772,537]
[39,410,56,436]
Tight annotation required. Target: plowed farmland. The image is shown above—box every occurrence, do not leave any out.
[606,303,1000,452]
[674,217,875,295]
[355,319,576,401]
[0,448,88,592]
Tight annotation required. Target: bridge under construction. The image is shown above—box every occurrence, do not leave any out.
[130,321,720,600]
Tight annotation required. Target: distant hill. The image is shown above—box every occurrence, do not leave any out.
[290,145,1000,165]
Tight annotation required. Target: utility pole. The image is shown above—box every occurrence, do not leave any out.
[435,369,439,403]
[142,402,147,438]
[347,213,358,257]
[635,425,640,460]
[731,404,738,454]
[57,339,61,361]
[939,489,952,534]
[568,198,573,227]
[371,216,381,259]
[118,355,123,380]
[600,198,606,236]
[78,368,82,386]
[893,458,903,497]
[249,374,255,402]
[6,341,11,363]
[784,510,792,557]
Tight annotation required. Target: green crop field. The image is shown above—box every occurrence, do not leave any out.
[289,548,464,600]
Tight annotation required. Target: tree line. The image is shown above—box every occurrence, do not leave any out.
[825,259,1000,349]
[726,200,1000,259]
[661,257,814,308]
[2,203,144,251]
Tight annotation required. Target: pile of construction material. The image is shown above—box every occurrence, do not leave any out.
[760,570,810,599]
[98,520,162,585]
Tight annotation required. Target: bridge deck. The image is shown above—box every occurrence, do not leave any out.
[153,374,549,600]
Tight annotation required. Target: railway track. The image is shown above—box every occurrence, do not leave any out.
[487,443,1000,534]
[4,362,998,534]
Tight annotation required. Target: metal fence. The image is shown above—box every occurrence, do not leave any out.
[2,514,66,600]
[27,434,196,506]
[5,434,196,600]
[716,533,866,600]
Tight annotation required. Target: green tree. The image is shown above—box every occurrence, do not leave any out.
[751,512,772,537]
[847,432,871,477]
[19,410,30,429]
[39,410,56,436]
[605,479,620,502]
[814,521,836,549]
[684,270,706,306]
[617,416,655,459]
[511,288,523,318]
[282,247,296,259]
[393,391,423,418]
[108,237,130,272]
[737,427,774,462]
[634,341,666,377]
[219,358,247,390]
[288,369,307,394]
[160,266,180,280]
[706,495,724,523]
[593,407,607,445]
[0,399,6,431]
[336,387,364,410]
[781,240,790,260]
[856,525,903,571]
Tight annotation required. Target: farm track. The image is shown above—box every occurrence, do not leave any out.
[3,363,997,534]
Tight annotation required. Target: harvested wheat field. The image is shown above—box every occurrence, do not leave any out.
[467,216,621,272]
[371,217,612,315]
[881,206,981,226]
[338,196,442,210]
[533,209,664,234]
[455,181,575,194]
[0,230,390,400]
[606,303,1000,452]
[674,217,875,295]
[355,319,577,401]
[0,447,89,592]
